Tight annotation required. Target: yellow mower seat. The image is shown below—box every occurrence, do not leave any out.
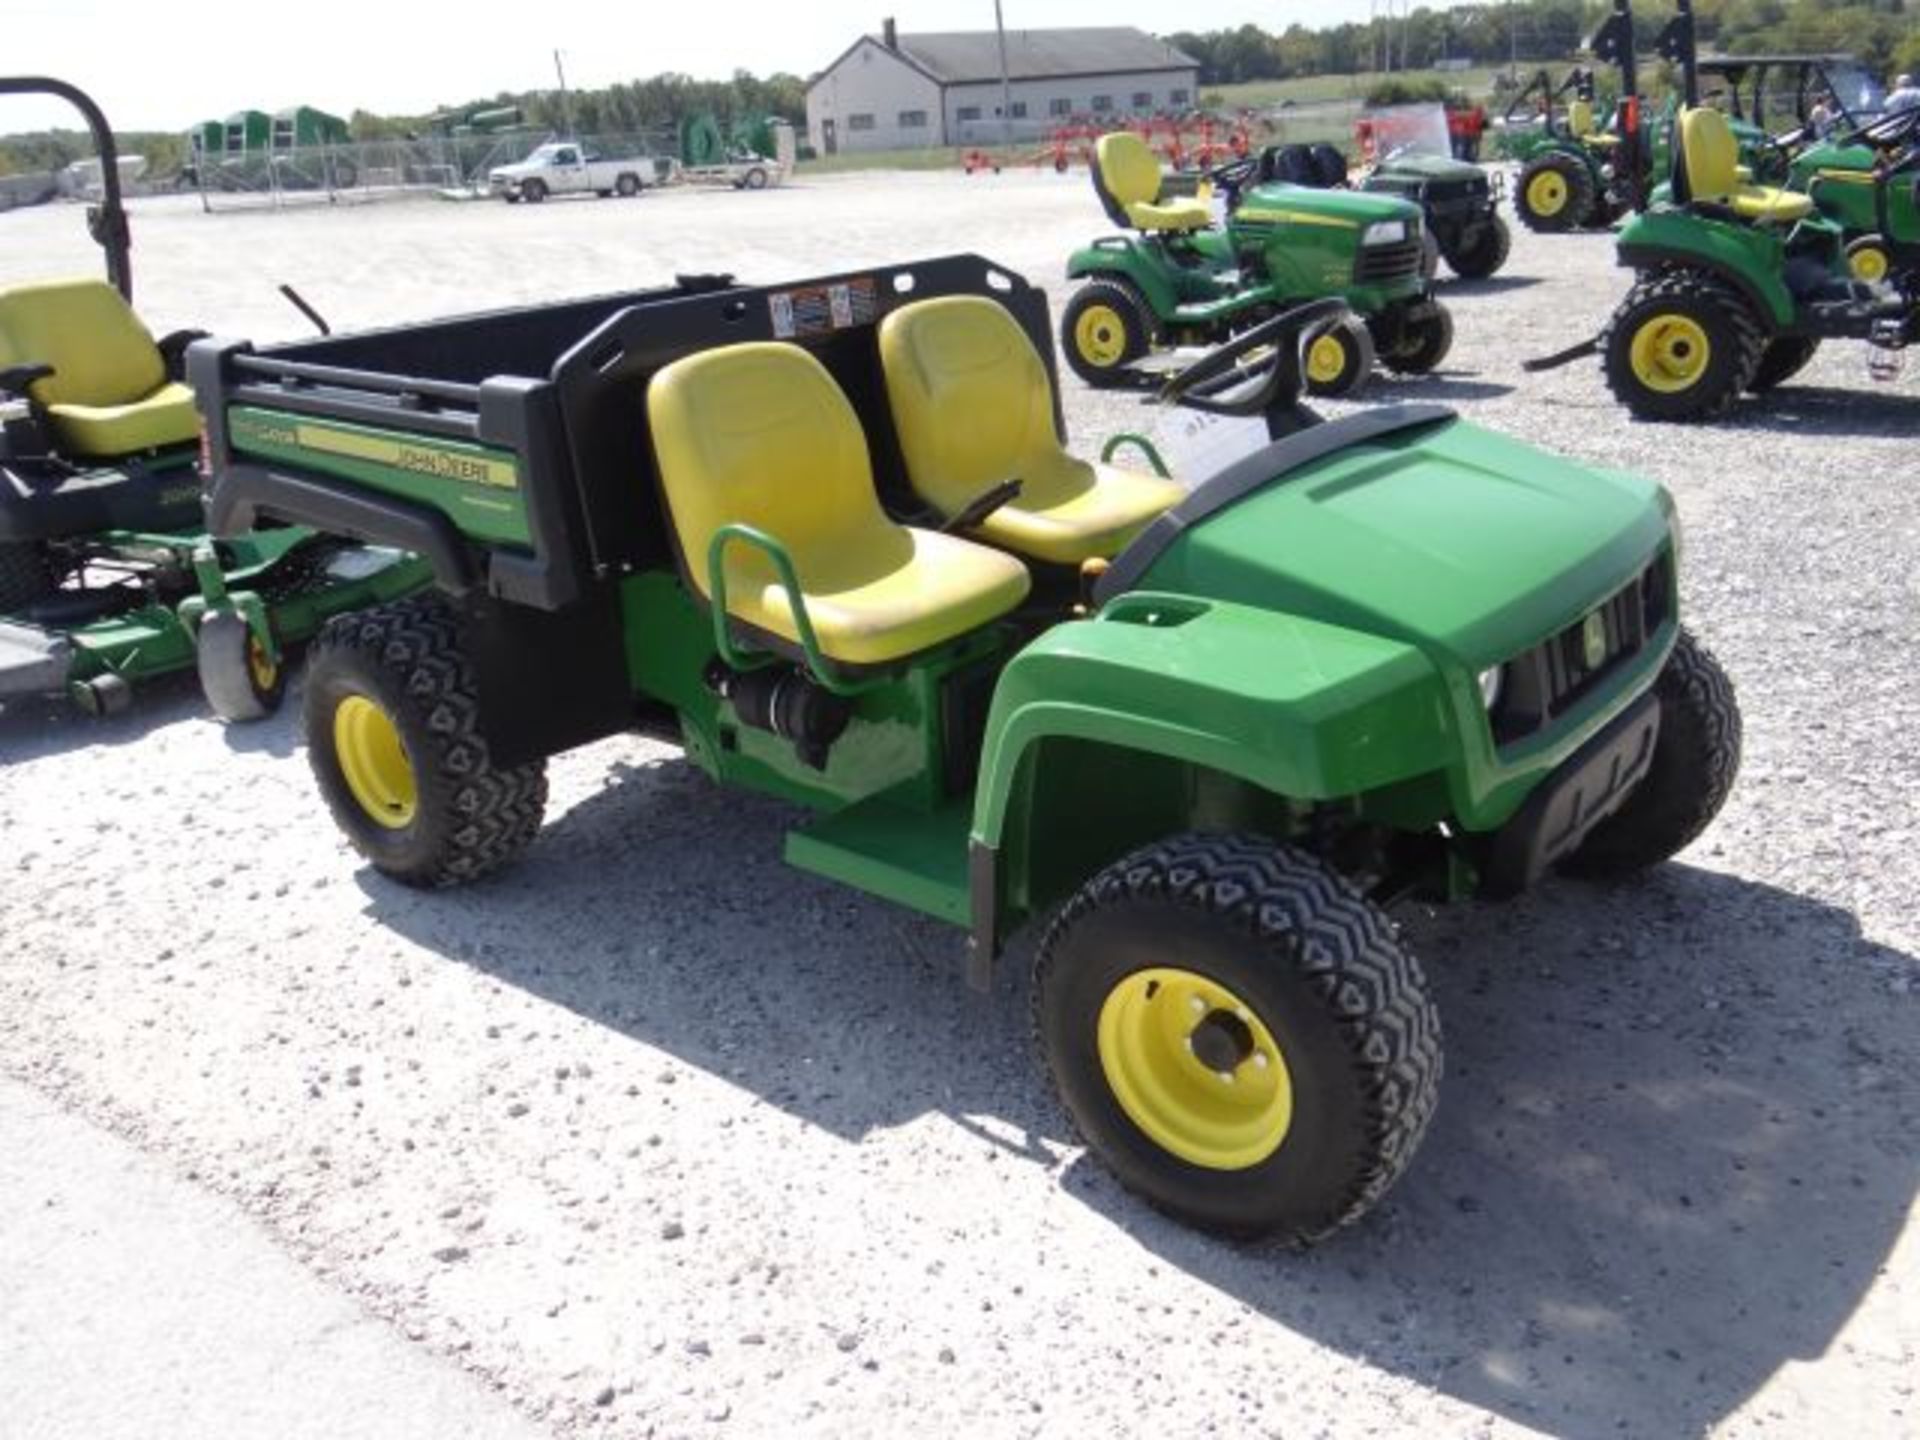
[879,296,1183,566]
[0,278,198,458]
[647,341,1030,668]
[1676,106,1813,223]
[1095,132,1211,232]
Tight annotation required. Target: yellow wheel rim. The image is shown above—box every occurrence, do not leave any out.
[1526,169,1569,216]
[246,633,279,693]
[1305,331,1348,385]
[1073,303,1129,368]
[1096,967,1294,1171]
[1628,313,1713,393]
[333,694,417,830]
[1850,244,1889,282]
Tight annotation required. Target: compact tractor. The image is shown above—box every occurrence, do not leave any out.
[1059,131,1453,396]
[189,252,1739,1242]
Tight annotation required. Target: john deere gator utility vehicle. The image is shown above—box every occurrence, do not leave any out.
[190,252,1740,1242]
[1060,130,1452,397]
[0,76,426,718]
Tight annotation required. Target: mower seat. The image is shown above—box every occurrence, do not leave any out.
[647,342,1030,668]
[0,279,198,459]
[1675,107,1813,223]
[879,296,1182,566]
[1094,132,1210,233]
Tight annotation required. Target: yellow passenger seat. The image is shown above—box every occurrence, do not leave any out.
[647,342,1031,669]
[879,296,1183,566]
[0,278,199,458]
[1675,106,1813,223]
[1093,132,1211,233]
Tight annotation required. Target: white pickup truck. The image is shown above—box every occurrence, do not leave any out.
[488,142,654,203]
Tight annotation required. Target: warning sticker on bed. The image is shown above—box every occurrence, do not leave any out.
[768,277,878,338]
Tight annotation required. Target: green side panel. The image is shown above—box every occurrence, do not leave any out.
[65,604,195,682]
[1230,184,1421,304]
[227,407,532,548]
[1064,241,1184,318]
[1615,209,1799,327]
[785,791,972,925]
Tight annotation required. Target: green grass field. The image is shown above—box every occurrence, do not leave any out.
[1206,66,1512,109]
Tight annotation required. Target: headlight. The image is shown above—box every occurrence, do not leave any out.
[1362,219,1407,245]
[1477,665,1504,709]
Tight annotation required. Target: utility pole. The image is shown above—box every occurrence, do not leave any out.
[993,0,1014,146]
[554,49,576,140]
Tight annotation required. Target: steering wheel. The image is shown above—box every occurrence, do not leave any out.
[1157,298,1349,415]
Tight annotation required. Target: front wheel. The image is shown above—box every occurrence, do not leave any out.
[1377,300,1453,375]
[1441,214,1511,279]
[1846,235,1892,284]
[1059,280,1152,388]
[520,179,548,204]
[1602,271,1766,422]
[1562,628,1742,878]
[1301,315,1375,397]
[1033,834,1442,1242]
[196,609,285,723]
[303,596,548,887]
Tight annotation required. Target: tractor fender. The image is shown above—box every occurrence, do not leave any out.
[1063,239,1181,318]
[963,593,1453,977]
[1616,218,1798,330]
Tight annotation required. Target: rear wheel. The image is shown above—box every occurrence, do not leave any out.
[1033,834,1442,1242]
[303,595,547,887]
[1060,280,1152,388]
[0,541,55,613]
[1602,270,1766,422]
[196,609,285,723]
[615,173,641,197]
[1378,300,1453,374]
[1748,335,1820,393]
[1441,214,1510,279]
[1515,153,1594,232]
[1301,315,1375,397]
[1846,235,1891,284]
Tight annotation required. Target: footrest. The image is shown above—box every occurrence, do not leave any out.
[785,792,973,926]
[0,620,73,700]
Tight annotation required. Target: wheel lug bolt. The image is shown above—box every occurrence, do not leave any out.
[1253,1052,1270,1070]
[1188,996,1206,1015]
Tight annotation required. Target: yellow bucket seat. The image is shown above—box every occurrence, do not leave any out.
[648,341,1031,669]
[0,278,199,458]
[1675,106,1813,223]
[879,296,1183,565]
[1094,132,1211,233]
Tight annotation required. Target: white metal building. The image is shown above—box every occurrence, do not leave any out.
[806,23,1200,154]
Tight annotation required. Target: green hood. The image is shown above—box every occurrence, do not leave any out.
[1236,182,1421,228]
[1370,153,1482,183]
[1140,417,1671,669]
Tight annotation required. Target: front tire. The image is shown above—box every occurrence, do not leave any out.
[1302,315,1375,397]
[1033,834,1442,1242]
[1563,628,1742,878]
[1059,279,1152,388]
[1515,152,1594,232]
[1442,214,1511,279]
[1377,300,1453,374]
[521,179,548,204]
[303,595,547,887]
[196,610,285,723]
[1602,270,1766,422]
[1846,235,1891,284]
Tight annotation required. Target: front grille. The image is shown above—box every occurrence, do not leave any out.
[1354,238,1423,283]
[1490,551,1673,747]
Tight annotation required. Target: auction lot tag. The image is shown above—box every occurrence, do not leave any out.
[1156,407,1271,484]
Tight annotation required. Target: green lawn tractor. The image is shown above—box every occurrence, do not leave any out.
[1060,130,1452,397]
[1785,103,1920,283]
[1696,52,1887,187]
[0,77,427,718]
[191,253,1740,1243]
[1504,66,1641,233]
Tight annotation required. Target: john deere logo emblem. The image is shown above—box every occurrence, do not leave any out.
[1581,610,1608,669]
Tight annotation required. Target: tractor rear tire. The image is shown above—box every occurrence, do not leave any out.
[1378,300,1453,375]
[196,610,285,723]
[1515,153,1594,232]
[1060,280,1152,388]
[1602,270,1766,422]
[1562,627,1741,879]
[1442,214,1510,279]
[303,595,547,888]
[1748,336,1820,393]
[1033,833,1442,1243]
[0,541,55,613]
[1302,315,1375,397]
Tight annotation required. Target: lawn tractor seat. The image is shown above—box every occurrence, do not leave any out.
[1092,131,1211,233]
[0,278,199,459]
[879,296,1183,566]
[1673,106,1813,223]
[647,341,1030,669]
[1566,98,1618,146]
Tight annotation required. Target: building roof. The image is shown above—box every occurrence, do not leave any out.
[823,27,1196,88]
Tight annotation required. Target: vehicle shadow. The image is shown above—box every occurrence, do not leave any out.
[0,668,204,762]
[1361,374,1516,402]
[1444,274,1543,295]
[358,751,1918,1437]
[1717,383,1920,438]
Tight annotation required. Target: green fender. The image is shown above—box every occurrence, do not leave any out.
[1064,239,1182,320]
[1615,208,1802,329]
[967,592,1455,948]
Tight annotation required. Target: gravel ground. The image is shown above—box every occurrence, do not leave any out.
[2,169,1917,1439]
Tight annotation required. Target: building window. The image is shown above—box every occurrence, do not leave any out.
[1049,97,1072,116]
[1170,88,1191,106]
[1090,94,1113,113]
[1009,100,1028,119]
[898,109,928,129]
[847,113,876,131]
[956,105,981,122]
[1133,91,1153,109]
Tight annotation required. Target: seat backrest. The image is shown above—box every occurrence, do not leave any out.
[1265,144,1322,186]
[1566,98,1596,137]
[646,342,890,596]
[1676,105,1740,201]
[1309,142,1350,187]
[878,296,1062,519]
[0,278,167,408]
[1093,131,1163,222]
